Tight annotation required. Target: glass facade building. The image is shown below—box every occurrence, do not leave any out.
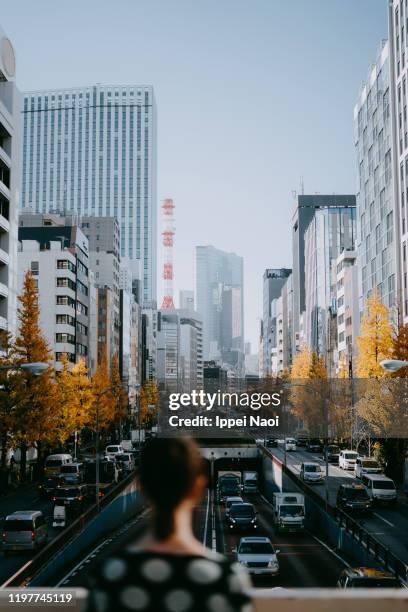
[304,205,356,366]
[355,40,400,314]
[20,84,157,306]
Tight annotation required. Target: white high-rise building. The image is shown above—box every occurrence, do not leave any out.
[0,27,19,336]
[20,84,157,307]
[354,40,400,315]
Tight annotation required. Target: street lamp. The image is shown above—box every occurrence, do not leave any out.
[0,362,48,375]
[380,359,408,373]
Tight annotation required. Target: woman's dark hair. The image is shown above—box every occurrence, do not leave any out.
[139,437,205,540]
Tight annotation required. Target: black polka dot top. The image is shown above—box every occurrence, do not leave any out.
[86,550,253,612]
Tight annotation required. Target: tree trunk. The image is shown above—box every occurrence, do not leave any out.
[1,432,8,470]
[19,442,27,483]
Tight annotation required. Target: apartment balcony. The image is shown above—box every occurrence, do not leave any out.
[0,281,8,299]
[0,145,11,169]
[0,247,9,266]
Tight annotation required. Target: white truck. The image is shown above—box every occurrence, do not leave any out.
[272,492,305,533]
[243,471,259,494]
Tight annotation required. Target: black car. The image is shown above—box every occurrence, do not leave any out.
[227,503,257,531]
[306,438,323,453]
[266,438,278,448]
[323,444,340,463]
[296,436,309,447]
[336,484,371,515]
[38,477,62,499]
[53,485,89,511]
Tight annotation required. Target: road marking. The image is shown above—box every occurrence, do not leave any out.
[373,512,394,527]
[202,489,210,546]
[55,539,109,586]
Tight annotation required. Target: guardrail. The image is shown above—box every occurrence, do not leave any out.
[259,444,408,584]
[1,472,138,588]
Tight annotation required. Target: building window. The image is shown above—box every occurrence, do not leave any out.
[55,333,75,344]
[56,277,76,291]
[56,295,75,308]
[56,314,75,326]
[57,259,76,273]
[30,261,39,276]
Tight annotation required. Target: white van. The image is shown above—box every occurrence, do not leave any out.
[2,511,48,552]
[339,450,358,470]
[44,454,73,477]
[355,457,382,478]
[105,445,124,458]
[284,438,297,452]
[360,474,397,504]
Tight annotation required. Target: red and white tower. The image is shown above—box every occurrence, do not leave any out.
[161,198,175,309]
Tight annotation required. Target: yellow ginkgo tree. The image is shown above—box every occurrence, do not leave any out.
[356,292,393,378]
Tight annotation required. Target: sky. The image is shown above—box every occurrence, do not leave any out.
[1,0,388,351]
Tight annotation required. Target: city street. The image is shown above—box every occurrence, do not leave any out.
[0,483,58,585]
[268,445,408,565]
[54,488,345,590]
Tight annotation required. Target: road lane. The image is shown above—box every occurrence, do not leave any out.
[265,444,408,564]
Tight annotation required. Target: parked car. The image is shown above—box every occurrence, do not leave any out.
[224,496,244,519]
[323,444,340,463]
[306,439,323,453]
[2,511,48,552]
[337,567,401,588]
[360,474,397,505]
[38,477,62,499]
[235,536,280,576]
[227,503,257,531]
[266,438,278,448]
[355,457,383,478]
[339,450,359,470]
[300,462,324,484]
[59,462,84,484]
[336,483,371,515]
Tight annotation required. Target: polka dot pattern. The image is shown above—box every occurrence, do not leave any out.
[86,551,253,612]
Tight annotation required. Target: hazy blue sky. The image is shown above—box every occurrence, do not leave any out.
[2,0,388,350]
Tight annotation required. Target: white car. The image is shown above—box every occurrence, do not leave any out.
[236,536,280,576]
[224,496,243,519]
[355,457,382,478]
[115,453,135,473]
[339,450,358,470]
[300,462,324,483]
[284,438,297,452]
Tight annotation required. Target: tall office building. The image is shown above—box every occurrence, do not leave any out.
[20,84,157,306]
[261,268,291,377]
[156,309,203,393]
[355,40,400,315]
[0,27,19,337]
[390,2,408,321]
[195,245,244,374]
[304,204,356,371]
[292,194,356,357]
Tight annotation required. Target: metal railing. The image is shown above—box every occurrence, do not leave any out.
[1,471,138,588]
